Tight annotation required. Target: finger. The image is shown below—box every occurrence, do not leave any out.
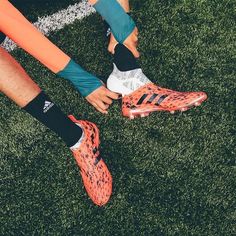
[133,35,138,43]
[108,35,118,54]
[108,44,115,54]
[102,96,113,105]
[86,95,108,114]
[92,102,108,114]
[96,106,108,114]
[106,90,120,99]
[96,100,109,111]
[126,44,140,58]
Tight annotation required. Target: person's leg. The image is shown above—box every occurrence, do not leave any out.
[0,32,6,44]
[0,47,112,206]
[0,0,118,114]
[0,47,82,145]
[106,0,207,119]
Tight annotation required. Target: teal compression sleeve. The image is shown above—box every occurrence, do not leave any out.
[57,59,103,97]
[93,0,135,43]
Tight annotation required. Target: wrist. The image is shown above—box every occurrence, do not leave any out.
[94,0,135,43]
[57,59,103,97]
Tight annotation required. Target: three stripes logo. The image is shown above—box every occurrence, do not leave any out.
[137,94,168,106]
[43,101,54,113]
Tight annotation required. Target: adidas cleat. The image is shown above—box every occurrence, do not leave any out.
[107,64,207,119]
[69,115,112,206]
[122,83,207,119]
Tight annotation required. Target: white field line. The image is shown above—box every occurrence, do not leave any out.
[2,0,95,51]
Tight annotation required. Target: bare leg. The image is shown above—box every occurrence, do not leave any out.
[0,47,41,107]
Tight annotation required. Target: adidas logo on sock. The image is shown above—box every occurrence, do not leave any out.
[43,101,54,113]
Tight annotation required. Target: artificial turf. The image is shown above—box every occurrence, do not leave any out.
[0,0,236,235]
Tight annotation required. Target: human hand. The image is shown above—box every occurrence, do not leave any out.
[86,86,119,114]
[108,27,140,58]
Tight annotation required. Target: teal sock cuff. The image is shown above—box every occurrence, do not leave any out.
[94,0,136,43]
[57,59,103,97]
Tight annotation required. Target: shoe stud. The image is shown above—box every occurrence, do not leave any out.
[140,114,146,118]
[181,107,188,112]
[129,115,135,120]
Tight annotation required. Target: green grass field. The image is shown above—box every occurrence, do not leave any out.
[0,0,236,235]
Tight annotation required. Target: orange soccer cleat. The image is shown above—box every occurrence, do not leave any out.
[107,64,207,119]
[69,115,112,206]
[122,83,207,119]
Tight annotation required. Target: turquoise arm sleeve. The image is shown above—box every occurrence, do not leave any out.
[93,0,136,43]
[57,59,103,97]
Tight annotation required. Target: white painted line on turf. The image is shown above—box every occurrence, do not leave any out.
[2,0,95,51]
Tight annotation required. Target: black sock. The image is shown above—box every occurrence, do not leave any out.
[103,13,140,72]
[23,91,83,147]
[114,44,140,72]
